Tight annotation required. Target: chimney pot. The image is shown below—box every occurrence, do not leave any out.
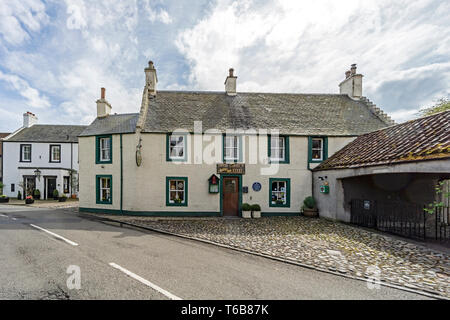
[225,67,237,96]
[23,111,38,128]
[145,60,158,95]
[96,87,111,118]
[339,64,363,99]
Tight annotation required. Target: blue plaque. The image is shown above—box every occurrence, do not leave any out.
[252,182,262,192]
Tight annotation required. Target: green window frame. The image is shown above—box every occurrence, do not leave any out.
[166,177,188,207]
[269,178,291,208]
[96,135,112,164]
[166,133,188,162]
[222,134,243,163]
[96,175,112,205]
[308,137,328,163]
[268,135,290,164]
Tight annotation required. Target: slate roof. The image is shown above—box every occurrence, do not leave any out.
[314,110,450,171]
[141,91,393,135]
[79,113,139,137]
[5,125,87,143]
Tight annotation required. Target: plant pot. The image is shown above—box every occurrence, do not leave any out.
[0,197,9,203]
[53,197,59,200]
[71,194,77,199]
[34,195,40,200]
[25,199,34,204]
[252,211,261,219]
[58,197,67,202]
[242,210,252,218]
[303,208,319,218]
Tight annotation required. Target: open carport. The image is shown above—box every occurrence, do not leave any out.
[313,111,450,243]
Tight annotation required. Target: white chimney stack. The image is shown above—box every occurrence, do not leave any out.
[145,61,158,96]
[339,64,363,99]
[96,87,112,118]
[224,68,237,96]
[23,111,38,128]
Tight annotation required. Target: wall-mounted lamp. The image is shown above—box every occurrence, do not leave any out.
[34,168,41,181]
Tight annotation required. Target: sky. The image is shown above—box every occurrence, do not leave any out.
[0,0,449,132]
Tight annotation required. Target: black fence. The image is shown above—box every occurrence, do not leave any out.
[350,199,450,243]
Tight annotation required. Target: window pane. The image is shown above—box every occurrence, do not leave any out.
[312,139,322,149]
[170,135,185,159]
[312,150,322,159]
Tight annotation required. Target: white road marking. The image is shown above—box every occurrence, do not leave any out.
[0,214,8,218]
[11,217,17,220]
[109,262,182,300]
[29,224,79,246]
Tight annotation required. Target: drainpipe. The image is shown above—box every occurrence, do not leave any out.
[70,142,73,195]
[120,133,123,215]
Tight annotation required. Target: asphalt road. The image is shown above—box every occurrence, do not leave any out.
[0,204,432,300]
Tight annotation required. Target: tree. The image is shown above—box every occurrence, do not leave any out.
[418,98,450,117]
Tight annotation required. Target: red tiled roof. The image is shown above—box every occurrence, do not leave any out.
[314,110,450,171]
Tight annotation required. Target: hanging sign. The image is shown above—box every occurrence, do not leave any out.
[216,163,245,174]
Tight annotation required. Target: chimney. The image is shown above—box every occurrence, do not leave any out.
[224,68,237,96]
[23,112,38,128]
[145,61,158,96]
[96,87,112,118]
[339,64,363,99]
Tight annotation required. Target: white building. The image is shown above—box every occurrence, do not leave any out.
[1,112,87,199]
[78,62,395,217]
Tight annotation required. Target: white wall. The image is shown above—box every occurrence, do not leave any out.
[2,141,80,198]
[79,133,355,215]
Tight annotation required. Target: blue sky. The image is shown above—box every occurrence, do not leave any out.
[0,0,449,132]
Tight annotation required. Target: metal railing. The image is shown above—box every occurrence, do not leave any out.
[350,199,450,243]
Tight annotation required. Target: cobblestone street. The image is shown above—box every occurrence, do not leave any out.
[86,214,450,298]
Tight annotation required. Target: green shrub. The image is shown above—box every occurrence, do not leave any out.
[34,189,40,196]
[53,189,59,197]
[60,194,67,199]
[242,203,252,211]
[251,204,261,211]
[17,191,22,200]
[303,196,316,209]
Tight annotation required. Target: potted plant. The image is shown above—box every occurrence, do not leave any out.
[25,195,34,204]
[33,189,41,200]
[59,194,67,202]
[0,195,9,203]
[251,204,261,218]
[71,194,77,199]
[17,190,22,200]
[303,196,318,217]
[53,189,59,200]
[242,203,252,218]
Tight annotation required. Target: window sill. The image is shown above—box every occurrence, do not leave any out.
[166,203,188,207]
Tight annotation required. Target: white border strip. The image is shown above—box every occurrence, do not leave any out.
[29,224,79,246]
[109,262,182,300]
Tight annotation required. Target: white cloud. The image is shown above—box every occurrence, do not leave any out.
[143,0,172,24]
[0,70,50,109]
[176,0,450,122]
[0,0,49,45]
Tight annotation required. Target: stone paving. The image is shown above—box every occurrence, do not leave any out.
[94,215,450,298]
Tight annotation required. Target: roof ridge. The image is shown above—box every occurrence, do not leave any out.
[156,90,349,96]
